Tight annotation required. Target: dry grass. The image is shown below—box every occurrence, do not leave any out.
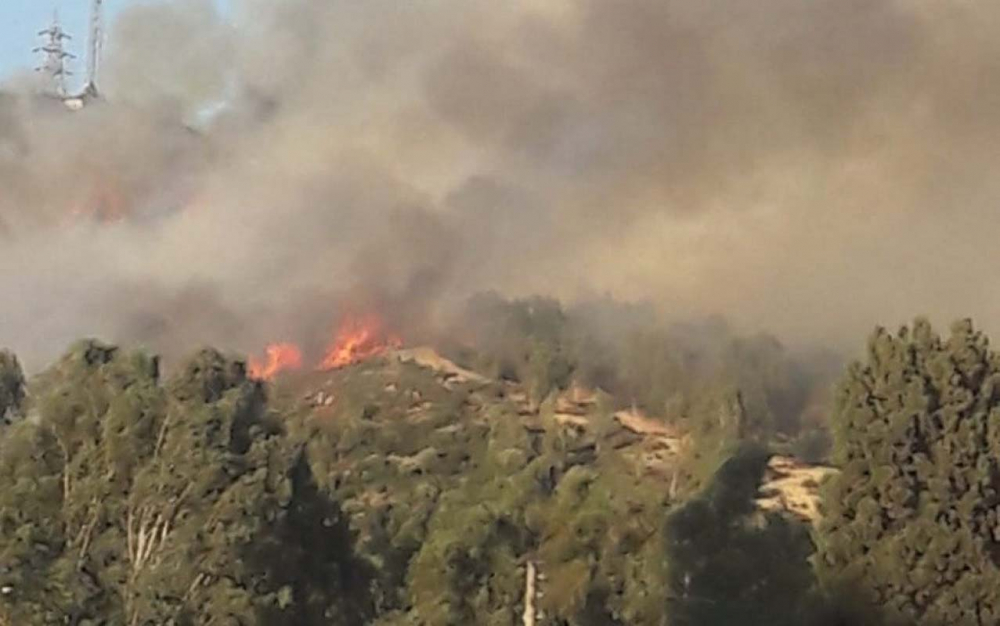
[394,347,488,385]
[756,455,837,524]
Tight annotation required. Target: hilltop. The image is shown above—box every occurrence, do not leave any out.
[264,347,832,623]
[0,318,838,625]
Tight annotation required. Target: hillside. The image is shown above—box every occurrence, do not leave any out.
[0,338,833,625]
[269,347,831,623]
[269,350,670,623]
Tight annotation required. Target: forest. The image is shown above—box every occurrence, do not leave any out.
[2,296,999,626]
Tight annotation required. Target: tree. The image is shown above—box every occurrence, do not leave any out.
[0,350,24,426]
[664,444,818,626]
[816,319,1000,626]
[455,293,575,399]
[0,341,368,625]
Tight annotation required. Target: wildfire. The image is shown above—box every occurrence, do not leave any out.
[248,313,402,382]
[319,313,402,370]
[69,174,130,224]
[248,342,303,381]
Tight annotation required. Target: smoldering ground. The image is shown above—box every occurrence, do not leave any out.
[2,0,1000,370]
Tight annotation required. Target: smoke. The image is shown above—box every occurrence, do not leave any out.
[2,0,1000,369]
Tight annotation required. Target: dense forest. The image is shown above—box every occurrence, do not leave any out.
[2,298,1000,625]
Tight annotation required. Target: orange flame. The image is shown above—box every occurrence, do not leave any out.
[248,342,304,381]
[69,175,129,224]
[319,313,402,370]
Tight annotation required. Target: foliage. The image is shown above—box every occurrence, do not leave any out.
[0,318,848,626]
[456,292,575,404]
[816,319,1000,626]
[450,293,837,441]
[0,350,24,426]
[0,341,369,625]
[664,444,819,626]
[275,355,672,626]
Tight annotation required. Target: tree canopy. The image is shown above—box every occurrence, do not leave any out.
[665,444,817,626]
[817,319,1000,626]
[0,341,368,625]
[0,299,860,626]
[0,350,24,426]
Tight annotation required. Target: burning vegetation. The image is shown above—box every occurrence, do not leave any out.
[247,341,303,381]
[248,312,403,381]
[318,313,403,371]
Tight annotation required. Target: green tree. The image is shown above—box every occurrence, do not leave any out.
[0,341,368,625]
[525,338,573,406]
[613,329,689,415]
[0,350,24,426]
[816,319,1000,626]
[664,444,818,626]
[456,293,575,399]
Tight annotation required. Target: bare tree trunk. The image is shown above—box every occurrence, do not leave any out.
[57,440,71,500]
[76,501,100,562]
[153,412,172,459]
[523,560,537,626]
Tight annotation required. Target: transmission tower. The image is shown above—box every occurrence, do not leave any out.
[34,11,75,97]
[62,0,104,109]
[83,0,104,96]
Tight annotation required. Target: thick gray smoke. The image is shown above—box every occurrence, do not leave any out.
[2,0,1000,369]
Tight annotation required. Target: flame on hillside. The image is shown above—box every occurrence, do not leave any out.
[319,313,402,370]
[69,175,130,224]
[247,313,401,381]
[248,342,303,381]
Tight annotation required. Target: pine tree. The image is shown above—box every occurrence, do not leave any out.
[0,351,24,426]
[664,444,817,626]
[816,319,1000,625]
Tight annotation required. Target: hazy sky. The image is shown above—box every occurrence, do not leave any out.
[0,0,230,86]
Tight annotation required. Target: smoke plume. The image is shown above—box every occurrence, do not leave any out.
[2,0,1000,369]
